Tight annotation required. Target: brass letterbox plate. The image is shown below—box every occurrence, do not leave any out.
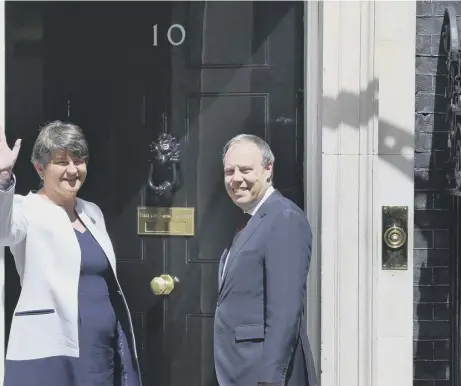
[137,207,195,236]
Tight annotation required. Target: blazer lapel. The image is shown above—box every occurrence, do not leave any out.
[76,203,117,274]
[218,213,264,294]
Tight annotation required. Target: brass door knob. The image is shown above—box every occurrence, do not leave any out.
[150,274,179,295]
[383,226,407,249]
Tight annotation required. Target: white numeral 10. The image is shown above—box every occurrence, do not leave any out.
[153,24,186,46]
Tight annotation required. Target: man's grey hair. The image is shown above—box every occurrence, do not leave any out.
[31,120,89,167]
[222,134,275,167]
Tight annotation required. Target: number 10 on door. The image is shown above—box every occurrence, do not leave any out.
[153,24,186,46]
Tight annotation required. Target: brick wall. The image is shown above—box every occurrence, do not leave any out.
[414,2,459,385]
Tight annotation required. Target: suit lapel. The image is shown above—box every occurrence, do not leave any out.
[218,212,265,294]
[218,190,282,295]
[218,248,228,288]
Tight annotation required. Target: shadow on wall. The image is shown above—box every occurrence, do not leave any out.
[322,81,449,382]
[323,78,415,181]
[321,18,451,382]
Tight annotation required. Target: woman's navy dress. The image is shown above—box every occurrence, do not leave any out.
[74,228,117,385]
[4,229,133,386]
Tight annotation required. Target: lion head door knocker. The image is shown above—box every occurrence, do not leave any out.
[147,133,180,197]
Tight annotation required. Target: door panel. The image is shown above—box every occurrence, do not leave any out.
[5,2,304,385]
[166,2,303,385]
[6,2,171,384]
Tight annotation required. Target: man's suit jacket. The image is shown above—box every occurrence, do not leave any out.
[0,176,141,386]
[214,190,317,386]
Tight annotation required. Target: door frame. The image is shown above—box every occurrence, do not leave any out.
[319,2,415,386]
[304,0,321,380]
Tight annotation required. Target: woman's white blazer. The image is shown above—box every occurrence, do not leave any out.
[0,176,139,368]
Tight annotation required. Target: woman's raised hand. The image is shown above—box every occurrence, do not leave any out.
[0,124,21,176]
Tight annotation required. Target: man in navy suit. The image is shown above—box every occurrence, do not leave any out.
[214,134,317,386]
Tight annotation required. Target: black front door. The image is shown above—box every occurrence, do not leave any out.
[5,2,304,385]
